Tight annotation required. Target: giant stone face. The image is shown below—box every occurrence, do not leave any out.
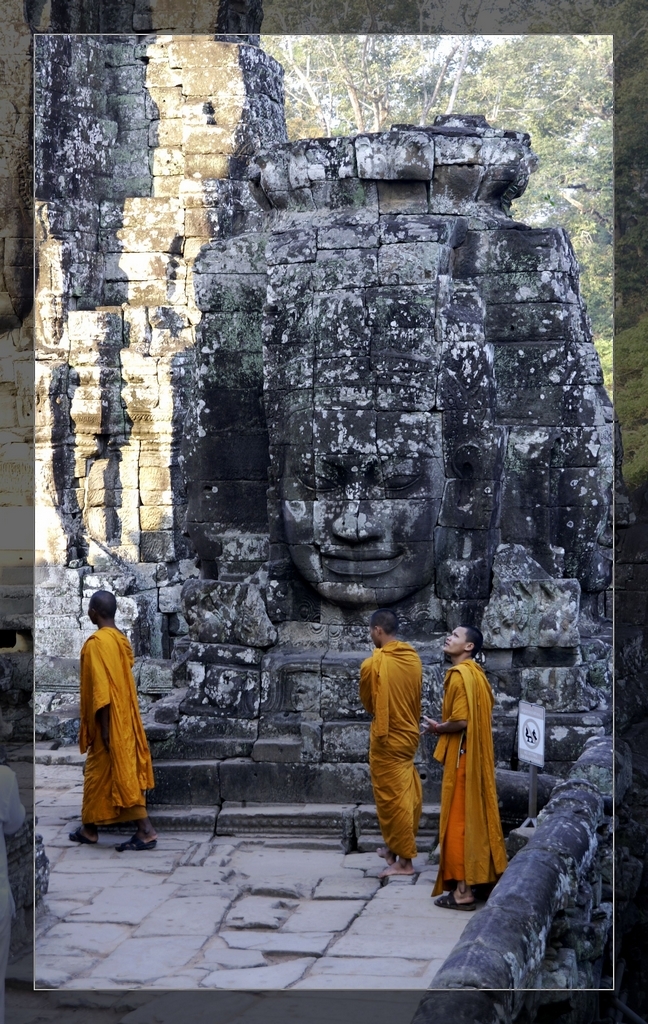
[185,117,613,628]
[279,408,444,605]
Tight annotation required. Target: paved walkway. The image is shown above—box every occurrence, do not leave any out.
[36,761,480,991]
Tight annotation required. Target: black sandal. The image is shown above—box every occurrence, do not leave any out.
[115,833,157,852]
[434,890,476,911]
[69,826,98,845]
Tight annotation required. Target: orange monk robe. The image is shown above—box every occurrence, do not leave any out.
[432,659,507,895]
[79,627,154,825]
[359,641,423,860]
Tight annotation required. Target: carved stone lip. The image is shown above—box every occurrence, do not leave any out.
[322,553,404,576]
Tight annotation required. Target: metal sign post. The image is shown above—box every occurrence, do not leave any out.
[517,701,545,827]
[526,763,539,826]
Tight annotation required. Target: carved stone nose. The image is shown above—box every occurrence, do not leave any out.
[332,505,382,543]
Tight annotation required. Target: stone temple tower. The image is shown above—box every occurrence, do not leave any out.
[33,32,612,835]
[175,114,612,821]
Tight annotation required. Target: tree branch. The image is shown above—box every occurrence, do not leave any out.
[283,38,331,135]
[420,41,460,124]
[445,38,471,115]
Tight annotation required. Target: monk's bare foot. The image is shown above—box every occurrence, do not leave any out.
[135,823,157,839]
[379,857,416,878]
[134,815,158,844]
[453,884,475,905]
[136,828,158,843]
[376,846,396,865]
[378,864,413,880]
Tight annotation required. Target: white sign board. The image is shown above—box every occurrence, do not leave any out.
[518,701,545,768]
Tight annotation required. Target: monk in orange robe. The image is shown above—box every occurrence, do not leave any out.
[422,625,507,908]
[360,608,423,878]
[69,590,157,851]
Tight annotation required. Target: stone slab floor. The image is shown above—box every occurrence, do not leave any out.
[35,762,480,991]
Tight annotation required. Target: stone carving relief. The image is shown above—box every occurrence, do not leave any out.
[184,116,612,622]
[176,114,612,782]
[32,29,612,789]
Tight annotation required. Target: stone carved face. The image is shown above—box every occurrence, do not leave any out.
[228,121,613,622]
[279,408,444,606]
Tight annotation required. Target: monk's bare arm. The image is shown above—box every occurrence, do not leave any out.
[421,673,468,735]
[359,661,374,715]
[96,704,110,752]
[421,716,467,735]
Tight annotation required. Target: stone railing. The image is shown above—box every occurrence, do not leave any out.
[413,737,613,1024]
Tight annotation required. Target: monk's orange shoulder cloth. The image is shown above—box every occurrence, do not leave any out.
[79,627,154,795]
[360,641,422,740]
[433,659,507,890]
[360,641,423,861]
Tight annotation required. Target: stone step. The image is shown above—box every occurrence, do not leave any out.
[214,801,441,853]
[35,745,86,766]
[251,738,302,762]
[146,754,440,804]
[147,805,217,832]
[353,802,440,853]
[6,743,34,763]
[216,802,356,839]
[356,835,438,854]
[35,708,81,747]
[216,758,440,804]
[148,759,220,805]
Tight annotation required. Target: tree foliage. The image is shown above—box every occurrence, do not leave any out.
[613,0,648,331]
[262,34,613,394]
[615,317,648,489]
[264,35,490,136]
[608,1,648,488]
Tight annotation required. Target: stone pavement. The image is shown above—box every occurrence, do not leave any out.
[36,761,481,991]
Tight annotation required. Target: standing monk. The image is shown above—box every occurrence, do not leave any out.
[69,590,157,851]
[360,609,423,878]
[421,625,507,909]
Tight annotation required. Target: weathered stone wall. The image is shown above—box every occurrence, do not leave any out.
[0,0,36,743]
[33,35,286,731]
[27,0,262,35]
[413,737,613,1011]
[166,116,612,799]
[34,78,613,813]
[613,477,648,1015]
[1,5,643,1019]
[11,11,276,983]
[2,2,268,756]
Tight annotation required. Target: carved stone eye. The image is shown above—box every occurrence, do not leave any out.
[315,473,340,492]
[298,466,340,492]
[384,473,421,492]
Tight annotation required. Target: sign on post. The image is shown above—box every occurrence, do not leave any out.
[518,701,545,828]
[518,701,545,768]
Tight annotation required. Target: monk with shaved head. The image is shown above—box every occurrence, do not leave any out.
[360,609,423,878]
[421,625,507,908]
[69,590,157,850]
